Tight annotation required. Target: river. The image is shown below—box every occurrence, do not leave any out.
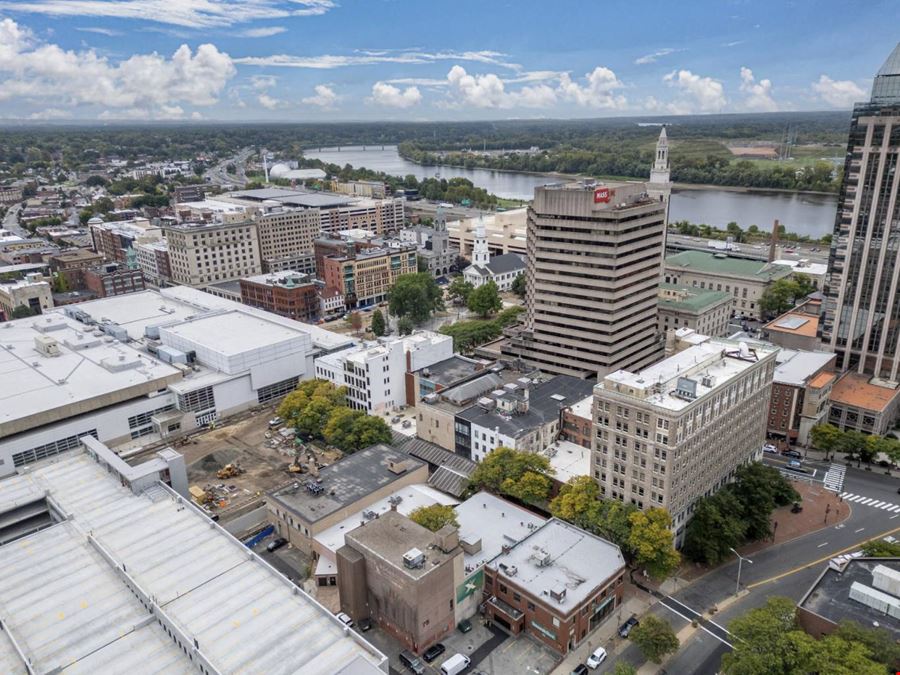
[304,145,838,238]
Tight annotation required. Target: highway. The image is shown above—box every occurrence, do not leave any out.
[204,147,254,187]
[666,232,830,265]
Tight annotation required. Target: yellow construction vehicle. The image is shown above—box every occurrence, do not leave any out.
[216,462,244,479]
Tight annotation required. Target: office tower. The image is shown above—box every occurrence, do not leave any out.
[503,181,666,379]
[820,43,900,380]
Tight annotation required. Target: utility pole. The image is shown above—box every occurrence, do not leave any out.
[729,548,753,596]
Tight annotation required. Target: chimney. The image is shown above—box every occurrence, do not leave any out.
[768,219,779,263]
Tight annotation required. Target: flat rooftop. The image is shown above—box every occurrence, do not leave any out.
[666,250,794,282]
[160,309,307,357]
[658,283,732,313]
[602,337,778,412]
[0,313,181,436]
[345,510,456,580]
[830,372,900,413]
[545,440,591,484]
[269,444,425,524]
[766,311,820,337]
[0,451,387,674]
[315,484,457,558]
[568,395,593,421]
[455,491,546,574]
[799,558,900,639]
[418,355,489,387]
[773,349,834,387]
[486,518,625,613]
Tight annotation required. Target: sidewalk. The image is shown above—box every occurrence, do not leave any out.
[550,580,653,674]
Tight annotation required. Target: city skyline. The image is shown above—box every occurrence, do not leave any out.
[0,0,897,122]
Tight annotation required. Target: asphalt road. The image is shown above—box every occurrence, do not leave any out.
[2,203,26,238]
[205,147,253,187]
[599,460,900,674]
[666,233,830,265]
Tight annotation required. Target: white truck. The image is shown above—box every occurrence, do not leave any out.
[707,239,741,252]
[440,653,471,675]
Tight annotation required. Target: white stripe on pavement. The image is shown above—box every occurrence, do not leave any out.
[891,506,900,513]
[848,495,866,502]
[880,503,896,510]
[871,501,886,508]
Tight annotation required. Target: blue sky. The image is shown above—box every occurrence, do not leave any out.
[0,0,897,121]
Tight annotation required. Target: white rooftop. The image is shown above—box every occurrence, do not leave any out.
[773,349,835,387]
[771,258,828,277]
[176,198,249,213]
[486,518,625,613]
[568,394,593,421]
[314,484,457,559]
[0,313,180,435]
[160,310,306,357]
[0,451,387,674]
[544,440,591,484]
[455,491,546,575]
[602,337,778,412]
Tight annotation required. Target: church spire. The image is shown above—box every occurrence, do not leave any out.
[472,216,489,266]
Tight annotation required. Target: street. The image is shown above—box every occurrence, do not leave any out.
[2,203,26,238]
[666,232,830,265]
[597,458,900,674]
[205,147,254,187]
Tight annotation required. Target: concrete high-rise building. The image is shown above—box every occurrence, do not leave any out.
[592,330,778,543]
[503,181,666,379]
[821,43,900,380]
[164,221,261,286]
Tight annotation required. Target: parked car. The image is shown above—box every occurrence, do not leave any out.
[268,416,283,427]
[399,650,426,675]
[585,646,608,669]
[440,654,470,675]
[762,443,778,454]
[618,616,640,638]
[571,666,589,675]
[422,643,446,663]
[266,537,288,552]
[457,618,472,633]
[782,449,802,459]
[335,611,354,628]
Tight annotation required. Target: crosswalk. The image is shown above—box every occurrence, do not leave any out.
[840,492,900,512]
[823,464,846,493]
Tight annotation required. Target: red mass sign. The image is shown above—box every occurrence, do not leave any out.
[593,187,610,203]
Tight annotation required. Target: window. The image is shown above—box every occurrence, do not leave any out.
[13,429,99,467]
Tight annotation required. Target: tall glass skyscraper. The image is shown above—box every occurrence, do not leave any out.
[820,43,900,381]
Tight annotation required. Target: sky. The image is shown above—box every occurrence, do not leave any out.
[0,0,897,122]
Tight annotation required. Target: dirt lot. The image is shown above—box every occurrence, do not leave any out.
[180,410,342,522]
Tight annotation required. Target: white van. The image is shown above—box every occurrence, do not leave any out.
[440,653,471,675]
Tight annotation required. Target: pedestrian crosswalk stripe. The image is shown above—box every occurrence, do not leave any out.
[848,495,864,502]
[880,503,896,510]
[872,501,885,508]
[860,498,876,505]
[891,506,900,513]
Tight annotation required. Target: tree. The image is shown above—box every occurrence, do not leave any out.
[511,272,526,298]
[388,273,444,324]
[397,317,414,335]
[630,615,679,664]
[682,490,747,565]
[627,508,680,579]
[727,462,798,541]
[550,476,604,531]
[277,380,347,439]
[370,309,386,337]
[833,620,900,671]
[469,446,554,503]
[467,280,503,318]
[10,305,36,319]
[409,504,459,532]
[298,397,342,440]
[416,256,428,273]
[810,423,842,459]
[351,414,392,450]
[52,272,69,294]
[861,538,900,557]
[612,663,637,675]
[323,407,364,451]
[347,311,363,335]
[838,429,868,464]
[84,175,107,187]
[447,277,474,305]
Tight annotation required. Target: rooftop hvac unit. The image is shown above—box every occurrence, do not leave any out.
[673,377,698,400]
[506,565,518,577]
[531,547,552,567]
[549,586,567,603]
[849,581,900,619]
[33,335,61,357]
[402,548,425,569]
[873,564,900,597]
[701,375,716,388]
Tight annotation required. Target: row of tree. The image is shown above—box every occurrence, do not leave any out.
[759,274,818,318]
[275,380,392,454]
[682,463,799,565]
[671,219,832,246]
[810,423,900,466]
[446,278,504,317]
[438,306,524,353]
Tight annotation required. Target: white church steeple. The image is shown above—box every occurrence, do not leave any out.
[472,216,490,266]
[647,125,672,224]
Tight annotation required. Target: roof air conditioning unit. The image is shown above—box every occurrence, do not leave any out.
[402,548,425,569]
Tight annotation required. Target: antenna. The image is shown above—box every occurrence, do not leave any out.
[262,150,269,183]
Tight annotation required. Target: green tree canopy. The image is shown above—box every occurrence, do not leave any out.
[467,280,503,318]
[409,504,459,532]
[447,276,474,305]
[628,508,680,579]
[370,308,386,336]
[388,273,444,324]
[397,316,414,335]
[759,275,817,317]
[323,408,392,453]
[630,615,679,663]
[682,490,747,565]
[10,304,37,319]
[810,423,842,456]
[469,446,554,504]
[861,538,900,557]
[511,272,526,298]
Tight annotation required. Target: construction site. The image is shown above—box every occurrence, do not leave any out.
[151,409,343,524]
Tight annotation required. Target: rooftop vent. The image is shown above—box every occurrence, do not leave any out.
[387,459,409,475]
[549,586,567,603]
[672,377,698,400]
[33,335,61,357]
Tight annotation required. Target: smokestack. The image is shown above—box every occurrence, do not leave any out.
[263,151,269,183]
[768,219,779,263]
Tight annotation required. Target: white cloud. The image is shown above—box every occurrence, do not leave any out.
[0,0,336,29]
[75,26,121,36]
[239,26,287,38]
[557,67,626,109]
[251,75,278,90]
[0,18,235,116]
[369,81,422,108]
[235,49,517,70]
[302,84,337,108]
[663,69,727,113]
[29,107,70,120]
[812,74,865,108]
[739,66,777,112]
[446,66,509,108]
[258,93,281,109]
[635,48,677,65]
[191,111,203,119]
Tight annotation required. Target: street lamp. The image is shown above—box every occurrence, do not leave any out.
[729,547,753,596]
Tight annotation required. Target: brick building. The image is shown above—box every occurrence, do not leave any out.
[83,263,146,299]
[767,349,836,446]
[49,248,104,288]
[483,519,626,655]
[239,271,319,322]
